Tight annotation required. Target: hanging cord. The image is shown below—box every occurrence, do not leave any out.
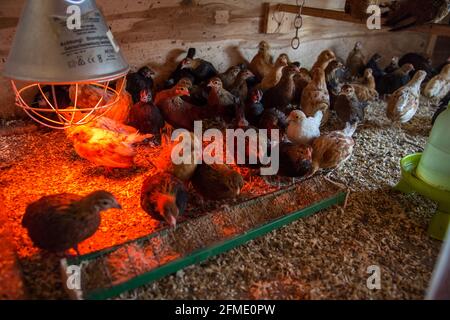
[291,0,305,50]
[272,4,286,33]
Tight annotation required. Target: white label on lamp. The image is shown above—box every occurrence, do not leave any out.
[106,30,120,53]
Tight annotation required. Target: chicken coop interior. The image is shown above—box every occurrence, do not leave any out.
[0,0,449,300]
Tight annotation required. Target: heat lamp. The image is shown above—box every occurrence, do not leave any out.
[395,105,450,240]
[3,0,130,129]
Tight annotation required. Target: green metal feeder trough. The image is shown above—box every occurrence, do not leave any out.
[61,176,346,300]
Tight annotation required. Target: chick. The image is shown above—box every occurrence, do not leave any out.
[365,53,385,84]
[378,63,415,96]
[311,122,357,174]
[293,68,312,103]
[325,60,346,106]
[387,70,427,123]
[278,142,313,178]
[229,69,255,102]
[219,64,245,90]
[155,84,191,107]
[259,54,289,90]
[384,0,450,31]
[181,57,219,84]
[384,56,400,74]
[22,191,121,254]
[249,41,274,80]
[351,68,379,102]
[423,64,450,104]
[334,85,367,125]
[165,48,197,87]
[346,41,366,79]
[66,118,152,168]
[127,89,165,135]
[192,164,244,200]
[141,172,188,228]
[245,89,264,126]
[159,87,211,131]
[301,67,330,126]
[399,53,436,80]
[126,66,155,104]
[263,65,300,113]
[157,131,200,181]
[207,77,237,122]
[286,110,322,146]
[432,92,450,125]
[259,108,288,138]
[311,50,336,71]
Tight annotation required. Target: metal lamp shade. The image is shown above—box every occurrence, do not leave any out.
[3,0,129,83]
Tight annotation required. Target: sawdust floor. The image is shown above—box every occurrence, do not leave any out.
[0,100,442,299]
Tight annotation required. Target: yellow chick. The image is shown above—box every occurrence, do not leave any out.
[259,54,289,91]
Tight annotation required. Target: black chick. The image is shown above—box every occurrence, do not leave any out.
[384,56,400,74]
[259,108,288,139]
[192,164,244,200]
[399,52,436,79]
[141,172,188,228]
[127,89,165,135]
[166,48,197,88]
[334,84,367,125]
[432,92,450,125]
[278,142,313,177]
[180,57,219,84]
[22,191,121,254]
[378,63,415,95]
[126,66,155,104]
[366,53,385,83]
[245,89,264,126]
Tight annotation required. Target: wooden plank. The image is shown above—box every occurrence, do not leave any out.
[264,3,450,37]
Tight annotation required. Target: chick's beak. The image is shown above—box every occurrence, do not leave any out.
[166,215,177,228]
[114,203,122,210]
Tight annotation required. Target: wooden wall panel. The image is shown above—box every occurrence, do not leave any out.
[0,0,429,120]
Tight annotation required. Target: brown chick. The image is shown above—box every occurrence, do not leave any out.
[249,41,274,80]
[387,70,427,123]
[301,67,331,125]
[141,172,188,228]
[278,142,313,178]
[229,69,255,102]
[351,68,379,102]
[311,122,357,174]
[207,77,237,122]
[219,64,245,90]
[346,41,366,79]
[325,60,347,107]
[263,65,300,114]
[192,163,244,200]
[260,54,289,91]
[155,85,188,107]
[311,50,336,71]
[157,131,200,182]
[294,68,312,102]
[22,191,121,254]
[334,84,367,125]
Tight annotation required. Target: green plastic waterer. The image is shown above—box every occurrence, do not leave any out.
[395,106,450,240]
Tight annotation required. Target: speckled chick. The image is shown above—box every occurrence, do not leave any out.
[141,172,188,228]
[311,122,357,174]
[387,70,427,123]
[192,164,244,200]
[22,191,121,254]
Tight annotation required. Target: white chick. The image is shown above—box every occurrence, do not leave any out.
[423,64,450,104]
[286,110,323,145]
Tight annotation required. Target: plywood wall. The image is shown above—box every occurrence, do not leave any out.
[0,0,430,120]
